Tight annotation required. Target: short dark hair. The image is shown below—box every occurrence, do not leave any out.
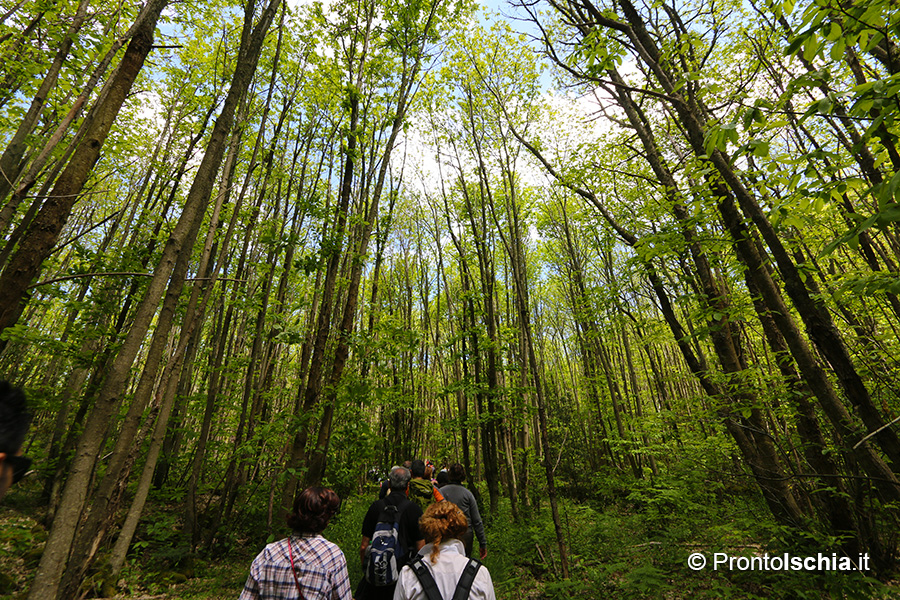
[389,467,411,491]
[0,381,30,454]
[286,487,341,533]
[410,459,426,478]
[435,470,449,487]
[448,463,465,483]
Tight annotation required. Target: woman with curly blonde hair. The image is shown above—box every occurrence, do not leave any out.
[393,501,495,600]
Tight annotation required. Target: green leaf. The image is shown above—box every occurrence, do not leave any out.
[875,204,900,227]
[723,122,739,145]
[830,38,846,61]
[883,171,900,206]
[785,34,806,56]
[802,34,820,61]
[749,139,770,157]
[861,5,886,28]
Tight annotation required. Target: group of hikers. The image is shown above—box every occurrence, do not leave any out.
[0,382,494,599]
[239,460,495,600]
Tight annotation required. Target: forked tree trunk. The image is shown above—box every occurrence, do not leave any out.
[280,32,368,507]
[476,124,569,574]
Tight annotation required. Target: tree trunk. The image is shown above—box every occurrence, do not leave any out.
[0,0,90,207]
[613,0,900,469]
[280,25,369,503]
[25,1,279,596]
[0,0,169,343]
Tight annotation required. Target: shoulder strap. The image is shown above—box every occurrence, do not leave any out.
[409,557,443,600]
[451,559,482,600]
[393,495,411,513]
[374,499,403,527]
[287,539,307,600]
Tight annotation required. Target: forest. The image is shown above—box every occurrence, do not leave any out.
[1,0,899,597]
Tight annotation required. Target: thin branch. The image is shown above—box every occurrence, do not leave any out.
[50,210,122,256]
[28,272,247,289]
[853,415,900,451]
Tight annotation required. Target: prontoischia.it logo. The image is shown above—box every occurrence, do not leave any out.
[687,552,870,572]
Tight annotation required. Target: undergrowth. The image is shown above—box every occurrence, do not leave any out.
[2,469,898,599]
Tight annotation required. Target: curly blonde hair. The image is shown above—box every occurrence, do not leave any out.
[419,501,469,564]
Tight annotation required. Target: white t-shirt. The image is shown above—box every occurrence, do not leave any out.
[393,539,495,600]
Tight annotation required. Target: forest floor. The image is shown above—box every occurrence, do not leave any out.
[2,474,899,599]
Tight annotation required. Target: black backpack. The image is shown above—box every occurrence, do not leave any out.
[408,555,482,600]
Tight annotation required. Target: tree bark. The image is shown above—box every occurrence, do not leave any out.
[0,0,90,207]
[25,1,279,596]
[0,0,169,344]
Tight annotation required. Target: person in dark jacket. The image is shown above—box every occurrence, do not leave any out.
[357,467,425,600]
[378,461,412,499]
[439,463,487,559]
[0,381,31,501]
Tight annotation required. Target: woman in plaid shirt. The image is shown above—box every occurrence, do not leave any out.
[239,487,352,599]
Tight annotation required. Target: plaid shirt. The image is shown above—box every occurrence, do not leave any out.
[239,534,352,600]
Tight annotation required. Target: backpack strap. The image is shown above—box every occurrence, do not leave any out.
[450,558,482,600]
[409,557,443,600]
[378,502,400,524]
[389,497,415,563]
[392,495,412,515]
